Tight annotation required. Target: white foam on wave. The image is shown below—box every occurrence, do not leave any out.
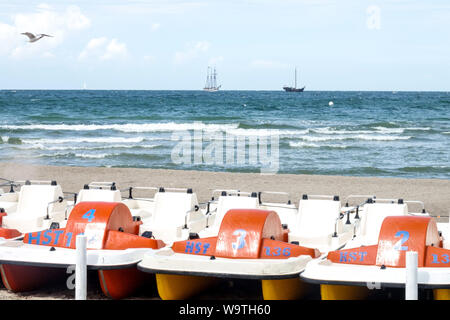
[289,141,348,149]
[372,127,405,134]
[74,153,108,159]
[22,136,146,144]
[0,122,240,133]
[226,128,309,137]
[312,127,373,135]
[16,143,160,151]
[299,134,411,142]
[314,126,407,135]
[404,127,431,131]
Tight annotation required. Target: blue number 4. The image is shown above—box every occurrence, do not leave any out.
[82,209,96,223]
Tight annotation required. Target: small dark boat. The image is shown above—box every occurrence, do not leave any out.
[283,68,305,92]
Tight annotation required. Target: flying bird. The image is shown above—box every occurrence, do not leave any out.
[21,32,53,43]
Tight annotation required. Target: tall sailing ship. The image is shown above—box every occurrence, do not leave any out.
[283,68,305,92]
[203,66,221,92]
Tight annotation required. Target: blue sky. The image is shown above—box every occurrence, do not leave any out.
[0,0,449,91]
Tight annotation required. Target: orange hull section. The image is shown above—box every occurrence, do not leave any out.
[99,268,154,300]
[0,227,21,239]
[0,264,65,292]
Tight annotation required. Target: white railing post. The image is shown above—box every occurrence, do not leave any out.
[405,251,418,300]
[75,234,87,300]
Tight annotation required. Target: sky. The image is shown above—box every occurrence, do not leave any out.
[0,0,449,91]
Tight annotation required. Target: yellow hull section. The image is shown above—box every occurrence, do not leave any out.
[321,284,369,300]
[433,289,450,300]
[155,273,219,300]
[262,278,310,300]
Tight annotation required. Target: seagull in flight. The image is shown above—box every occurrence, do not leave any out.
[21,32,53,43]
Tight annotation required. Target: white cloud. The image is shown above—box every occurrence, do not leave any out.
[144,55,156,62]
[174,41,210,64]
[250,59,289,69]
[151,23,161,31]
[65,5,91,30]
[208,56,224,65]
[101,39,128,60]
[0,4,90,59]
[79,37,128,61]
[102,1,206,15]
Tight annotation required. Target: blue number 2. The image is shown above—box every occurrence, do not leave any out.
[82,209,96,223]
[393,230,409,251]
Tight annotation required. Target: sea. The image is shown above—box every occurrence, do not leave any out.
[0,90,449,179]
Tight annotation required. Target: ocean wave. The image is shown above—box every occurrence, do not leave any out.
[226,128,309,136]
[21,136,146,144]
[74,153,108,159]
[15,143,160,151]
[0,136,22,144]
[313,126,421,135]
[404,127,431,131]
[372,127,405,134]
[0,122,240,133]
[298,134,412,142]
[288,141,348,149]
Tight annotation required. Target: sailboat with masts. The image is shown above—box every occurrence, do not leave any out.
[283,68,305,92]
[203,66,221,92]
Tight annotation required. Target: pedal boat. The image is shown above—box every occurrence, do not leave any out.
[0,180,72,239]
[138,192,358,300]
[300,198,450,300]
[0,201,164,299]
[75,181,154,220]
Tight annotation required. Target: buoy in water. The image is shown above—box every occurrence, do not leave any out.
[328,101,334,106]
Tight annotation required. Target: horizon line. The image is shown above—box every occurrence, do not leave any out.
[1,89,449,92]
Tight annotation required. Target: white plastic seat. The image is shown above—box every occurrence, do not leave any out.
[140,191,206,244]
[77,188,122,203]
[288,198,343,250]
[0,191,19,213]
[2,184,67,233]
[357,202,408,246]
[260,202,297,227]
[121,198,154,219]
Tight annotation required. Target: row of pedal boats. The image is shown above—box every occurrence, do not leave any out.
[0,178,449,300]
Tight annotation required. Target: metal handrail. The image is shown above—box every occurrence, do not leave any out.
[258,191,292,206]
[302,194,339,200]
[334,198,370,235]
[45,196,64,220]
[344,194,376,206]
[15,180,54,185]
[183,202,208,229]
[88,181,116,187]
[64,203,75,220]
[121,186,159,199]
[0,178,20,193]
[63,191,78,203]
[211,189,253,197]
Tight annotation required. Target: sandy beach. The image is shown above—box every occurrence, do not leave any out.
[0,162,448,300]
